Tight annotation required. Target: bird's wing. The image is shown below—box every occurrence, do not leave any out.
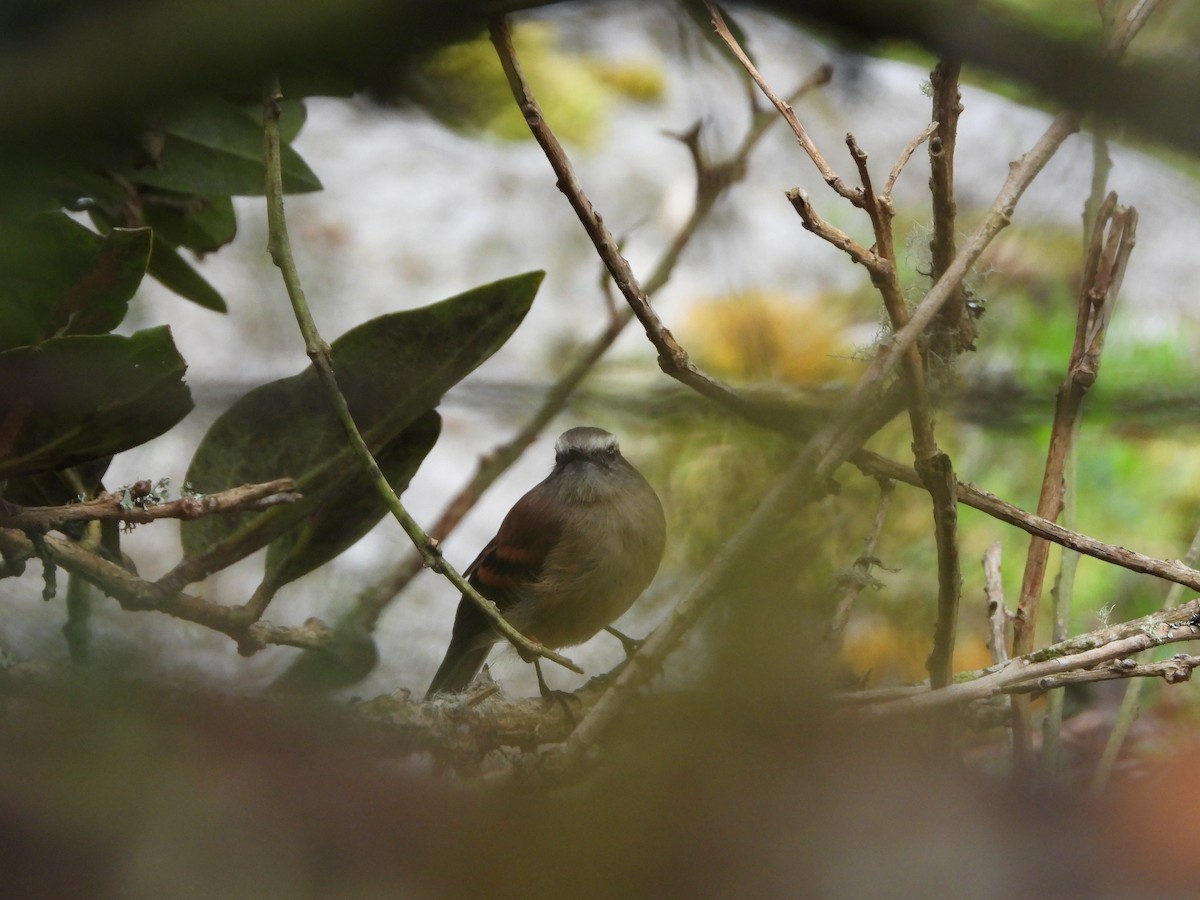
[466,483,566,611]
[426,483,566,698]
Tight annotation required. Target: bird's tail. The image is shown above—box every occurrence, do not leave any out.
[424,639,492,699]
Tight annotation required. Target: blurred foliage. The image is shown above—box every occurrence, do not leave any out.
[411,21,665,147]
[882,0,1200,183]
[0,90,321,529]
[0,327,192,481]
[641,210,1200,689]
[982,0,1107,44]
[0,31,548,669]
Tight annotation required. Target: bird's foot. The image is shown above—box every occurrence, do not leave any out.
[604,625,644,659]
[535,659,582,721]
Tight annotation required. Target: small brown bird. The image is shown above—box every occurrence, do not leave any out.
[425,426,666,699]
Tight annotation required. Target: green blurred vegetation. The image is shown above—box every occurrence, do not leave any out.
[650,207,1200,688]
[412,21,665,147]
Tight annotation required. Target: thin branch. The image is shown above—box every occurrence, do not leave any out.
[784,188,880,271]
[1,527,334,653]
[919,448,962,692]
[152,401,447,597]
[1005,654,1200,695]
[926,56,973,358]
[858,599,1200,717]
[841,129,961,693]
[1010,195,1137,773]
[982,541,1013,753]
[1108,0,1165,57]
[847,109,1080,425]
[837,0,1156,441]
[705,1,862,204]
[0,478,298,530]
[1045,113,1117,782]
[983,542,1009,666]
[852,450,1200,595]
[884,121,938,200]
[829,478,894,634]
[261,76,579,676]
[1091,520,1200,795]
[489,16,748,418]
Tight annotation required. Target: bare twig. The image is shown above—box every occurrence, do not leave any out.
[1045,112,1117,781]
[1091,521,1200,795]
[1,527,335,653]
[919,448,962,692]
[983,542,1009,666]
[839,0,1156,446]
[926,56,973,358]
[1010,194,1137,773]
[884,122,938,199]
[489,16,749,418]
[982,541,1012,753]
[1005,654,1200,695]
[841,129,962,693]
[858,599,1200,717]
[830,478,894,635]
[847,110,1081,428]
[705,1,861,204]
[1108,0,1165,57]
[1042,434,1081,781]
[784,189,880,271]
[261,76,579,676]
[0,478,298,530]
[852,451,1200,595]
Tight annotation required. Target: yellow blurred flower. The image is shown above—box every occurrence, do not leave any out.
[686,290,861,387]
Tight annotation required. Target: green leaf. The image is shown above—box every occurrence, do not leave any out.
[0,327,193,479]
[180,270,544,567]
[0,213,151,351]
[144,194,237,254]
[117,97,321,196]
[147,237,228,312]
[276,99,308,145]
[264,410,441,587]
[269,620,379,695]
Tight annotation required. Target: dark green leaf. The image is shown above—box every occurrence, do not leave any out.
[116,97,321,196]
[3,456,112,505]
[147,237,228,312]
[265,410,441,587]
[276,99,308,145]
[269,620,379,695]
[181,270,544,566]
[0,327,193,479]
[144,194,237,254]
[0,213,151,351]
